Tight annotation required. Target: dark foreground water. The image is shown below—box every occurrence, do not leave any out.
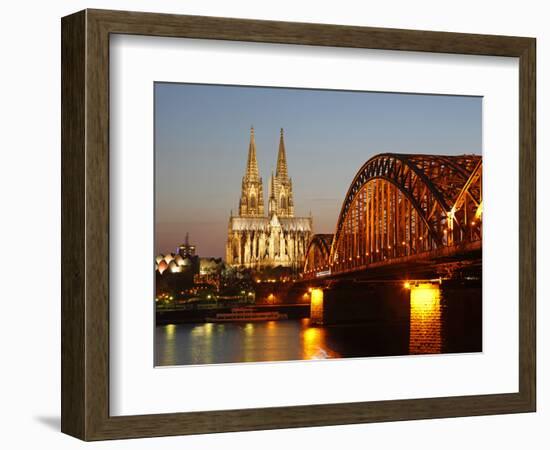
[155,283,481,366]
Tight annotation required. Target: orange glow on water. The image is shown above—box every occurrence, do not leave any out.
[302,327,323,359]
[244,323,254,336]
[301,322,339,360]
[165,324,176,338]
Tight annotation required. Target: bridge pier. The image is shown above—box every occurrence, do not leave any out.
[309,281,410,326]
[307,278,482,354]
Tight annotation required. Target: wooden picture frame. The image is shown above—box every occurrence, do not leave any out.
[61,9,536,441]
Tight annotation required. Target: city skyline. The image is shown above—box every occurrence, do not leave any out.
[155,82,482,257]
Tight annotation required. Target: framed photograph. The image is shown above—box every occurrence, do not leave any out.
[61,9,536,440]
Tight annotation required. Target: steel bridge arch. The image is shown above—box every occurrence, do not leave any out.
[303,234,333,273]
[328,153,482,269]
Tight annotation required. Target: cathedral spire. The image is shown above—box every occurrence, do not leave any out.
[275,128,288,179]
[270,128,294,217]
[245,126,260,181]
[268,170,277,216]
[238,126,264,217]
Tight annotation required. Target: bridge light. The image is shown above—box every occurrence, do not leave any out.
[475,202,483,219]
[404,281,411,289]
[447,207,456,229]
[471,221,476,226]
[402,241,406,245]
[388,245,391,249]
[419,237,423,240]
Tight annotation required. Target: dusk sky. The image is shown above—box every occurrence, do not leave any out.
[155,83,482,257]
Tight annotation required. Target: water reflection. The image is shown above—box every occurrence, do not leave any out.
[408,283,442,354]
[155,281,480,366]
[302,326,325,359]
[189,323,216,365]
[160,324,177,366]
[156,319,343,365]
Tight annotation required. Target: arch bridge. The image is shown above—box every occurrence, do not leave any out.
[303,153,482,278]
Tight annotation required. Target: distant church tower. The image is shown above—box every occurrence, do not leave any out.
[239,127,265,217]
[226,127,313,269]
[268,129,294,217]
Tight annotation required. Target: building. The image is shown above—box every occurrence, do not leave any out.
[226,127,313,270]
[193,257,223,290]
[155,233,199,275]
[177,232,196,258]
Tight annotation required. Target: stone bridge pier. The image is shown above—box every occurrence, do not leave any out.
[309,281,410,326]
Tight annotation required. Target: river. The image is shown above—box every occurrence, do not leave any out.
[155,283,481,366]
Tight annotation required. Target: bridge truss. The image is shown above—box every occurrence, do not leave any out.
[304,153,482,276]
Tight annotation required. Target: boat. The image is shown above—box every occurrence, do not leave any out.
[206,307,288,322]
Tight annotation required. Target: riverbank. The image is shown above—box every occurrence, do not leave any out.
[156,303,310,324]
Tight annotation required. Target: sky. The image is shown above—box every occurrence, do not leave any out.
[155,83,482,257]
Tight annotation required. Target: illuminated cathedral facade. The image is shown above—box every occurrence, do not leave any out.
[226,127,313,269]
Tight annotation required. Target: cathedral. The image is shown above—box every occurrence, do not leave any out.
[226,127,313,270]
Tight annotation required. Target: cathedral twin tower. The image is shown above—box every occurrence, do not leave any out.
[238,127,294,218]
[226,127,313,269]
